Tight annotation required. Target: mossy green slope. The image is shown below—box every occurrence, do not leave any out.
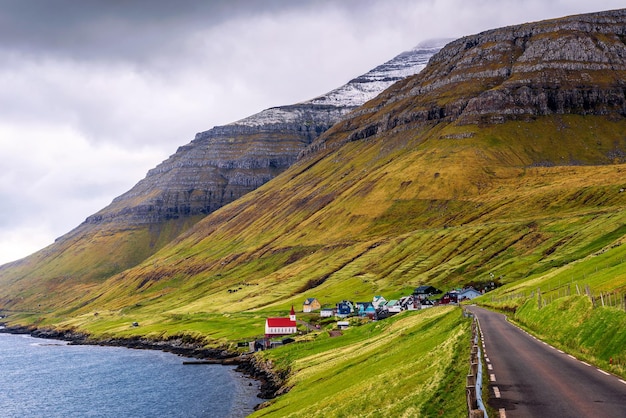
[29,114,626,341]
[252,308,470,417]
[0,216,202,311]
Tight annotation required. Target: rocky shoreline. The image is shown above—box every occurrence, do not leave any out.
[0,324,286,406]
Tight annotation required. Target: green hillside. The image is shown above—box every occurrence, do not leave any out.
[4,114,623,340]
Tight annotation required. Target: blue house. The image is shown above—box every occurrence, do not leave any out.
[357,302,377,319]
[336,300,355,318]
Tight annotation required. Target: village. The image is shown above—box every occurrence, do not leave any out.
[255,285,488,351]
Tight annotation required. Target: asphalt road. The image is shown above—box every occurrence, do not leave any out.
[466,305,626,417]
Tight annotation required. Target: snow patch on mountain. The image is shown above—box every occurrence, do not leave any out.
[228,39,451,127]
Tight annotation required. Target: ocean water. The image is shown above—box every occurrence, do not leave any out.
[0,332,260,417]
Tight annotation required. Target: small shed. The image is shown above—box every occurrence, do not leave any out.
[420,298,435,308]
[320,308,335,318]
[337,321,350,330]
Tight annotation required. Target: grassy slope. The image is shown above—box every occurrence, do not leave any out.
[514,297,626,377]
[3,115,625,342]
[252,307,470,418]
[0,215,203,311]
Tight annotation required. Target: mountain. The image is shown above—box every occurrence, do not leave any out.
[8,8,622,327]
[86,40,445,227]
[0,41,445,308]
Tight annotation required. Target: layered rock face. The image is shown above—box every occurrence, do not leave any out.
[86,41,444,226]
[323,9,626,146]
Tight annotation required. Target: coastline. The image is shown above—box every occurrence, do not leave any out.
[0,324,286,408]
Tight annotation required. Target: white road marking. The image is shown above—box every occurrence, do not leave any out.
[557,349,564,353]
[619,379,626,385]
[499,408,507,417]
[485,357,490,363]
[597,369,610,376]
[568,354,576,360]
[493,386,501,398]
[490,373,496,382]
[581,361,591,367]
[488,364,493,370]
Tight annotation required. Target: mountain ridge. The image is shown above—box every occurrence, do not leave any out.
[81,41,445,228]
[304,8,626,159]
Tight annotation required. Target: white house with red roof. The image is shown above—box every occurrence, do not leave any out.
[265,306,297,338]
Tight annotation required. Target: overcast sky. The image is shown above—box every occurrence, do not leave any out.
[0,0,622,265]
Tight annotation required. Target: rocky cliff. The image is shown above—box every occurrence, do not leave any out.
[311,8,626,154]
[85,41,444,226]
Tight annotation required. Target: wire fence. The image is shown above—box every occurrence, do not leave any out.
[489,282,626,311]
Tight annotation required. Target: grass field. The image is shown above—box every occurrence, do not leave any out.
[251,307,471,418]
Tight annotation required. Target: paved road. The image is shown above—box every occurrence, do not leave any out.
[466,306,626,417]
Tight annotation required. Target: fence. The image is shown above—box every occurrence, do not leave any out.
[489,282,626,311]
[465,312,486,418]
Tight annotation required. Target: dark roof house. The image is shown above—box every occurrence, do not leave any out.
[414,285,442,296]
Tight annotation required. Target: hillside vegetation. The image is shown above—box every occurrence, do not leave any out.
[252,307,470,417]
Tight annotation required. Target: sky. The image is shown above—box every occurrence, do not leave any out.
[0,0,623,265]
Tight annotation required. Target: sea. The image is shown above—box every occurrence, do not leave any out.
[0,331,261,418]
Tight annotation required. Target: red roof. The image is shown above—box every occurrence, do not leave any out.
[266,318,296,327]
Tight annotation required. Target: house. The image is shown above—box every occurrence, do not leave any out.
[399,295,420,311]
[320,307,335,318]
[376,308,394,320]
[357,302,377,319]
[413,285,442,298]
[265,306,297,338]
[302,297,321,312]
[419,298,435,308]
[439,292,458,305]
[458,287,482,301]
[385,299,403,313]
[336,301,355,318]
[372,295,387,309]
